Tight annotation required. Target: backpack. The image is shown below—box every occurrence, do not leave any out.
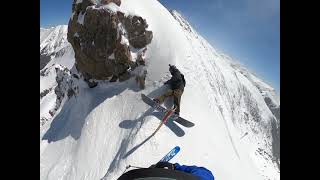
[181,74,186,87]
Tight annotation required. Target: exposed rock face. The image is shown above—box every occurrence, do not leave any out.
[264,96,280,121]
[40,54,51,70]
[101,0,121,6]
[40,64,79,127]
[40,117,49,127]
[40,88,52,99]
[271,117,280,169]
[119,12,153,48]
[49,65,79,117]
[67,0,152,85]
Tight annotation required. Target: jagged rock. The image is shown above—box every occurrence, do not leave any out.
[101,0,121,6]
[67,0,152,83]
[114,42,132,64]
[40,54,51,70]
[40,67,49,76]
[121,15,153,48]
[40,88,52,99]
[264,96,280,121]
[40,117,49,127]
[49,65,80,117]
[69,4,119,80]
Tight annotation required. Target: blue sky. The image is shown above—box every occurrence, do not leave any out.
[41,0,280,93]
[40,0,72,27]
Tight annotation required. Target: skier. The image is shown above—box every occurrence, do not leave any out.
[153,64,186,115]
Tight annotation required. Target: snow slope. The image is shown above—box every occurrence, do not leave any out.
[40,25,69,55]
[40,0,280,180]
[40,25,75,70]
[40,26,75,126]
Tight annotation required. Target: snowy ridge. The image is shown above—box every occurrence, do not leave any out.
[171,9,279,99]
[170,10,279,176]
[170,10,198,37]
[40,64,79,128]
[228,59,279,103]
[40,0,279,180]
[40,25,74,70]
[170,9,280,119]
[40,25,69,55]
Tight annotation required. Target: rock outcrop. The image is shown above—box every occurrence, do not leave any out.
[49,65,79,117]
[40,64,79,127]
[67,0,152,86]
[101,0,121,6]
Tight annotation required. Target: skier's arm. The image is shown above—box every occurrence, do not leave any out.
[164,74,180,85]
[164,77,173,85]
[174,163,215,180]
[164,80,170,85]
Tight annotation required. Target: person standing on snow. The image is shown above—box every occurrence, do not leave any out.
[153,64,186,116]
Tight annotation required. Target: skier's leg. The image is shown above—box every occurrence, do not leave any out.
[173,89,183,115]
[155,89,173,104]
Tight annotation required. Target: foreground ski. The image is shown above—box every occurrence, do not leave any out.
[170,113,195,127]
[159,146,181,163]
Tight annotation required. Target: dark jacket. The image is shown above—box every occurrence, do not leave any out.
[165,68,185,90]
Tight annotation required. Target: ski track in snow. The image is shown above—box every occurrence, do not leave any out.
[178,20,242,161]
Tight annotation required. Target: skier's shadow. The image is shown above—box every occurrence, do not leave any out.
[42,78,142,143]
[120,86,185,159]
[119,112,185,137]
[120,112,185,159]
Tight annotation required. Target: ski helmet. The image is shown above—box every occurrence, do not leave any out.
[169,64,177,73]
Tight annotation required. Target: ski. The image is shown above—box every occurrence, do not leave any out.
[151,107,176,136]
[141,93,195,127]
[159,146,181,163]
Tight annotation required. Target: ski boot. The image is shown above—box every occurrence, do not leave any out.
[153,98,160,104]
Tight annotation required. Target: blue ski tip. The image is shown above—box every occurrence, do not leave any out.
[159,146,181,163]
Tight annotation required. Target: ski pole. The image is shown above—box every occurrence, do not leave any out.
[126,165,146,169]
